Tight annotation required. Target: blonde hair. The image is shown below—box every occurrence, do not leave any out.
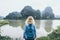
[25,16,35,25]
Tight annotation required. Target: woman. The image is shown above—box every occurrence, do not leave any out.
[23,16,36,40]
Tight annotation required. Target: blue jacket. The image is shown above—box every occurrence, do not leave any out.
[23,24,36,39]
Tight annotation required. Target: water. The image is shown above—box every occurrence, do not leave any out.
[0,20,60,40]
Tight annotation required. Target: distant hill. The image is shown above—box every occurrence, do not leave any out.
[0,16,4,20]
[5,6,60,20]
[42,7,55,19]
[4,12,22,20]
[55,15,60,19]
[5,6,41,20]
[21,6,41,19]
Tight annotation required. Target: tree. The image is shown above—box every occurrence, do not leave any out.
[5,6,41,20]
[21,6,41,19]
[35,10,41,19]
[42,7,55,19]
[5,12,22,20]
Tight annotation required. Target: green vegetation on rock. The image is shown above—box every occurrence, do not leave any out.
[37,26,60,40]
[0,20,9,26]
[0,35,11,40]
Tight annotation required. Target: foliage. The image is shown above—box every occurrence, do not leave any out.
[0,20,9,26]
[21,6,41,19]
[42,7,54,19]
[37,26,60,40]
[5,6,41,20]
[4,6,55,20]
[0,35,11,40]
[37,36,50,40]
[5,12,22,20]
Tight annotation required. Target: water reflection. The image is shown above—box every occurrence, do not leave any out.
[35,20,40,28]
[8,20,40,29]
[44,20,53,32]
[8,20,21,27]
[1,25,24,40]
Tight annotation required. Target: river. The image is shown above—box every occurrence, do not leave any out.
[0,20,60,40]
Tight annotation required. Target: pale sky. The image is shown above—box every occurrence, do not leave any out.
[0,0,60,17]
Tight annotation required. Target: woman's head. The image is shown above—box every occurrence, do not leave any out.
[25,16,35,25]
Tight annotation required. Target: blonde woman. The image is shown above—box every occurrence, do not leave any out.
[23,16,36,40]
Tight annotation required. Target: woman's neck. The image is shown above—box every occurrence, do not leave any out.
[29,24,32,26]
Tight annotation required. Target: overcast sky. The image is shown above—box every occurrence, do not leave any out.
[0,0,60,17]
